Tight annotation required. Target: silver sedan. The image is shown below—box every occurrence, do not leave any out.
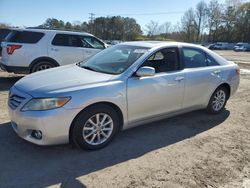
[8,42,240,150]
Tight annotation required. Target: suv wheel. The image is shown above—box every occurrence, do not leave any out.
[207,86,228,114]
[31,61,55,73]
[71,104,119,150]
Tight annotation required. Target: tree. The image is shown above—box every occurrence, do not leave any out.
[145,20,160,37]
[89,16,142,40]
[0,23,10,28]
[42,18,65,28]
[158,22,172,39]
[195,1,207,42]
[207,0,223,42]
[234,2,250,42]
[220,5,237,42]
[65,22,72,29]
[181,8,196,42]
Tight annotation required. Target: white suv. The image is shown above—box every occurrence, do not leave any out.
[0,28,107,74]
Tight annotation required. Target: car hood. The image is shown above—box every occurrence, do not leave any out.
[14,64,115,97]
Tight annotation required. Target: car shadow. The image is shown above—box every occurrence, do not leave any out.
[0,76,23,91]
[0,110,230,187]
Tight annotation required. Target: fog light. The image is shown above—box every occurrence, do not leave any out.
[31,130,42,140]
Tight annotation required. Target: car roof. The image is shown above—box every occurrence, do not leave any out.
[120,41,205,49]
[10,28,93,36]
[120,41,230,65]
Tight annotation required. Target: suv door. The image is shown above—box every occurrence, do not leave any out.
[49,34,84,65]
[181,47,222,108]
[127,47,185,124]
[79,36,105,60]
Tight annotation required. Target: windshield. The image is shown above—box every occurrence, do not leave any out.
[79,45,149,75]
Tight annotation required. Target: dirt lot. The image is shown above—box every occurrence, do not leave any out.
[0,51,250,188]
[214,50,250,63]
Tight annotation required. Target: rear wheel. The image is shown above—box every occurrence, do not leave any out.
[207,86,228,114]
[31,61,55,73]
[71,104,119,150]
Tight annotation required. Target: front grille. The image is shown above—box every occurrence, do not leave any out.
[8,94,26,109]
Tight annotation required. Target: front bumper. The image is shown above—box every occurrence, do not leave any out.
[8,87,79,145]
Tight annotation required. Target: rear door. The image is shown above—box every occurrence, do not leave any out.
[181,47,222,108]
[49,33,84,65]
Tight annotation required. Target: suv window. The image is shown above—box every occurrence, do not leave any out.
[52,34,83,47]
[0,29,11,42]
[80,36,105,49]
[143,48,179,73]
[6,31,44,44]
[183,48,206,68]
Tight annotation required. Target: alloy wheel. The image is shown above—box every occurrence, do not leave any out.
[82,113,114,145]
[212,89,226,111]
[36,64,52,71]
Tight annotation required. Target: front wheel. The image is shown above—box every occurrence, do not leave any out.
[71,104,119,150]
[207,87,228,114]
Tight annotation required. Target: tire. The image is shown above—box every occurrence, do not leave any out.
[207,86,228,114]
[31,61,55,73]
[71,104,119,150]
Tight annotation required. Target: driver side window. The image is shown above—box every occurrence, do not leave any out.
[143,48,179,73]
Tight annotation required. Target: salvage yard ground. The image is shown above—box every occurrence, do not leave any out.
[0,50,250,188]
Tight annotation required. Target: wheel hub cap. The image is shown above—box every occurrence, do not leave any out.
[82,113,114,145]
[212,90,226,111]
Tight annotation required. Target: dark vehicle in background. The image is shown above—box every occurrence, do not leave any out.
[233,42,250,52]
[0,28,12,57]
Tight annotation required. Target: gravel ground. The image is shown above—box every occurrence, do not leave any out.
[0,52,250,188]
[214,50,250,63]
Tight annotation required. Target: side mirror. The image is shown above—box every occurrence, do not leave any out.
[136,66,155,77]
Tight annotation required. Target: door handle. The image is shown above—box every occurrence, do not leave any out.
[174,76,185,81]
[51,48,59,52]
[213,70,221,74]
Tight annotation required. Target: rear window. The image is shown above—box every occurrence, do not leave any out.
[183,48,207,68]
[6,31,44,44]
[0,29,11,42]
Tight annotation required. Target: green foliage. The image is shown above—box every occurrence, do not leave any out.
[89,16,142,41]
[0,23,10,28]
[40,16,142,41]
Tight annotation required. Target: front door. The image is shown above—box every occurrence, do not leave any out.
[79,36,105,60]
[127,47,185,123]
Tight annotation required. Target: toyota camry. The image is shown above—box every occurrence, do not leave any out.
[8,41,240,150]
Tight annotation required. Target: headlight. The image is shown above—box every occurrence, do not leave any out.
[21,97,71,111]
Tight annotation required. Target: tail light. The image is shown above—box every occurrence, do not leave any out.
[7,44,22,55]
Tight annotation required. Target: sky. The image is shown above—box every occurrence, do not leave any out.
[0,0,244,31]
